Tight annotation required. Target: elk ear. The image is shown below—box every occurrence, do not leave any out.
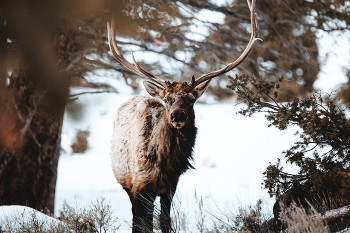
[143,81,164,98]
[193,80,211,99]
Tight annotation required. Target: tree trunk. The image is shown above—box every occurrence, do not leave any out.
[0,67,68,213]
[0,0,123,214]
[0,17,69,212]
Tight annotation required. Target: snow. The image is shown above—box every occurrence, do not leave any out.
[0,205,60,228]
[53,88,299,230]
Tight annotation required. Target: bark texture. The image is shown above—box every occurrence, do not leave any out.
[0,67,68,213]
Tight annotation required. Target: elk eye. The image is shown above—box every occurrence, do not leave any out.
[164,97,175,105]
[164,98,173,104]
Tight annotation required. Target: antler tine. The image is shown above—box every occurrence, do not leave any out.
[190,0,262,88]
[107,19,168,88]
[246,0,252,10]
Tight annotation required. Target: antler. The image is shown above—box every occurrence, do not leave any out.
[190,0,262,88]
[107,19,168,88]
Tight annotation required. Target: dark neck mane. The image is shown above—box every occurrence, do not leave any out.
[151,111,197,175]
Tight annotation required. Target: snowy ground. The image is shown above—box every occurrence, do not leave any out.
[0,205,60,230]
[54,88,299,230]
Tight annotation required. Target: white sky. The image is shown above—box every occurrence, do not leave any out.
[314,30,350,92]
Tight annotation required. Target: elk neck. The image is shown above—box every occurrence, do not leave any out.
[147,102,197,176]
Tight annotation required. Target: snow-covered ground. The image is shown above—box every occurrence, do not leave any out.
[0,205,60,230]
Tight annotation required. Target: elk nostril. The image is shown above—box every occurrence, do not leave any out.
[171,111,186,122]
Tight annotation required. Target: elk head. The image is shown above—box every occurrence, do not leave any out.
[107,0,262,129]
[142,80,210,129]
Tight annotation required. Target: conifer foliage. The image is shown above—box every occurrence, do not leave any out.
[228,74,350,212]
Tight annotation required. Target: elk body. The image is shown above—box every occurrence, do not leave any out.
[108,1,261,232]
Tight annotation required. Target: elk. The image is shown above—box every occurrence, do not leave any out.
[109,1,261,232]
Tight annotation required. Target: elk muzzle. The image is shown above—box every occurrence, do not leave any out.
[170,110,186,129]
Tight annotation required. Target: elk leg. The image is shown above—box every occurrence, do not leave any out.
[160,186,176,233]
[132,190,156,233]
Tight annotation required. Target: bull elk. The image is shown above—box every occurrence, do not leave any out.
[109,1,261,232]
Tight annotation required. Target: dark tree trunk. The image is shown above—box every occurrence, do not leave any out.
[0,16,69,213]
[0,67,68,213]
[0,0,126,214]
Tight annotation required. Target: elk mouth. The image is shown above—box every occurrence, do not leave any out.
[171,121,185,129]
[170,110,186,129]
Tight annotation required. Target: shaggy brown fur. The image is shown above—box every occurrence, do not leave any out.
[110,81,207,233]
[163,81,193,95]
